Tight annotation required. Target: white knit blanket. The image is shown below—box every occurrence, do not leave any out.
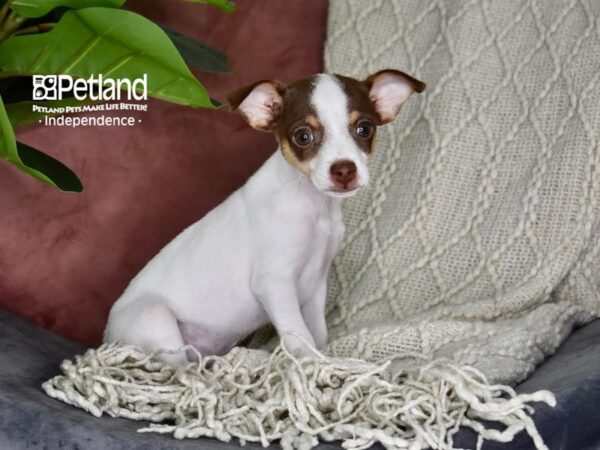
[323,0,600,385]
[43,1,600,449]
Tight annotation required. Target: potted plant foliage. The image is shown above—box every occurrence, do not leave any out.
[0,0,233,192]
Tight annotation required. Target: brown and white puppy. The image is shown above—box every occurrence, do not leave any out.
[104,70,425,365]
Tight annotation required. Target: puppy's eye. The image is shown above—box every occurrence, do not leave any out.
[356,120,374,138]
[293,127,313,147]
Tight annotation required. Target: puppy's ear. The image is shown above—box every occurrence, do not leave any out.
[364,69,426,124]
[227,80,286,131]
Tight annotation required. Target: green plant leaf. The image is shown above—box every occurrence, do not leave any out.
[161,25,231,73]
[0,8,213,108]
[185,0,235,13]
[0,77,34,103]
[11,0,125,18]
[16,141,82,191]
[0,96,82,191]
[6,97,90,128]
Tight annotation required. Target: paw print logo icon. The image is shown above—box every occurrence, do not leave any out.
[32,75,59,100]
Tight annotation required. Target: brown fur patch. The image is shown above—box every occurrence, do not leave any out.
[273,77,323,163]
[335,75,379,155]
[280,138,311,174]
[305,114,321,129]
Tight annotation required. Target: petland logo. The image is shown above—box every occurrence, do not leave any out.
[32,74,148,127]
[32,74,148,101]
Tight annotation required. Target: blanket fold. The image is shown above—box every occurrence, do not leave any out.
[322,0,600,386]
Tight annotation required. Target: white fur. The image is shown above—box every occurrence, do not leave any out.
[104,150,345,365]
[104,74,411,365]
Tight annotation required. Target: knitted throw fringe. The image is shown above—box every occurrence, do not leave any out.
[42,342,555,450]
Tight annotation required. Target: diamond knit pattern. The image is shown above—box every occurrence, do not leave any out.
[323,0,600,384]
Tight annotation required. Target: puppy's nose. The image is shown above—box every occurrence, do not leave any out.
[330,160,357,188]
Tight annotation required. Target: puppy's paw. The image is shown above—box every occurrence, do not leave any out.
[282,333,317,359]
[154,351,189,368]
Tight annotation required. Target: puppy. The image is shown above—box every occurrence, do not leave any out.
[104,70,425,366]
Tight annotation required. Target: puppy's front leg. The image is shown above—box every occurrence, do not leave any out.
[256,278,316,356]
[301,280,328,349]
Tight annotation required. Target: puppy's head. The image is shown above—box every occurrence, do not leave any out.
[228,70,425,198]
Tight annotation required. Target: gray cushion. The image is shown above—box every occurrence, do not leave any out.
[1,308,599,449]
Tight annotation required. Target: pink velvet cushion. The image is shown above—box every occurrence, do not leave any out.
[0,0,327,345]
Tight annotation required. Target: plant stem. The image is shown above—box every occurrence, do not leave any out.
[13,22,55,35]
[0,0,13,26]
[0,11,25,43]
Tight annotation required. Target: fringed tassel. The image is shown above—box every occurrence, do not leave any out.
[42,342,555,450]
